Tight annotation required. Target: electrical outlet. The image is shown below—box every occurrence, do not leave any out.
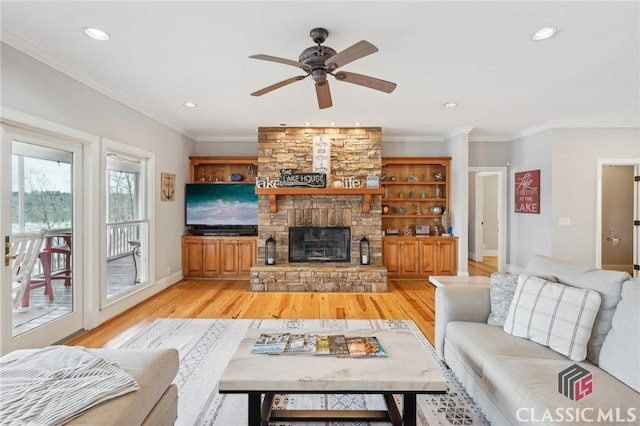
[166,266,171,276]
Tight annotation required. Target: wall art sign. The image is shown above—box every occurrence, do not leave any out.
[279,169,327,188]
[312,135,331,177]
[514,169,540,213]
[161,172,176,201]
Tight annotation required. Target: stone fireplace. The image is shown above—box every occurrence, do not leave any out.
[249,127,387,292]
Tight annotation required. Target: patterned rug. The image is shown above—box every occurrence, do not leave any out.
[116,318,489,426]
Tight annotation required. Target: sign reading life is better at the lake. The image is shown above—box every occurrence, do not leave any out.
[515,169,540,213]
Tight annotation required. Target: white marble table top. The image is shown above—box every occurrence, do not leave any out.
[219,328,448,393]
[429,275,490,288]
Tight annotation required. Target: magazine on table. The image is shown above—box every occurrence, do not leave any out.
[251,333,387,357]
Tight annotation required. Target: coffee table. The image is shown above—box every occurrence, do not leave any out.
[219,328,448,426]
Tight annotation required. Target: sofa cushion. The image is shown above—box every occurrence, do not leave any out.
[598,278,640,392]
[526,255,629,364]
[503,275,601,361]
[487,272,519,326]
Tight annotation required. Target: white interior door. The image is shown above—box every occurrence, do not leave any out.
[1,124,84,354]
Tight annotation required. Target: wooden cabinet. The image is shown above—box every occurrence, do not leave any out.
[182,235,256,278]
[381,157,451,237]
[189,156,258,184]
[383,236,457,277]
[418,237,458,275]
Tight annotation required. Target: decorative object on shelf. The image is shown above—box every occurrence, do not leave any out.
[199,168,206,182]
[435,184,441,198]
[265,236,276,265]
[408,190,414,198]
[396,207,406,215]
[160,173,176,201]
[430,205,443,215]
[381,173,387,181]
[386,228,399,235]
[403,225,413,236]
[408,173,419,182]
[208,173,214,182]
[382,205,390,214]
[433,225,440,236]
[333,180,343,188]
[359,236,370,265]
[390,176,396,182]
[341,176,361,188]
[247,165,255,180]
[442,209,450,234]
[433,171,445,181]
[229,173,243,182]
[398,191,404,199]
[215,170,221,182]
[415,203,421,215]
[255,176,280,188]
[279,169,327,188]
[366,175,380,188]
[383,185,389,198]
[415,224,428,235]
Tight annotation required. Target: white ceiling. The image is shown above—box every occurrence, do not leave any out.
[1,1,638,142]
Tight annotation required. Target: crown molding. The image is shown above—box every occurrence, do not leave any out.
[196,134,257,143]
[1,29,197,141]
[514,120,640,140]
[383,134,445,143]
[445,126,475,141]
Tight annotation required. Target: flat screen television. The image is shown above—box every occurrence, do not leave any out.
[185,183,259,228]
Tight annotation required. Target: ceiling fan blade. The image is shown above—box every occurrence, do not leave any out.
[251,75,308,96]
[325,40,378,70]
[315,81,332,109]
[334,71,397,93]
[249,54,312,73]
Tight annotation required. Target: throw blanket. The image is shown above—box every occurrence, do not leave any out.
[0,346,139,425]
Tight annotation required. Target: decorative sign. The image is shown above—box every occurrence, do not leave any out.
[312,135,331,177]
[279,169,327,188]
[255,176,280,188]
[161,173,175,201]
[514,169,540,213]
[366,175,380,188]
[341,176,361,188]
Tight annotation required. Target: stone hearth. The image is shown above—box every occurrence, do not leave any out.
[249,127,387,292]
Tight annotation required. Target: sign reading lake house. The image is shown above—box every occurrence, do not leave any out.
[279,169,327,188]
[514,169,540,214]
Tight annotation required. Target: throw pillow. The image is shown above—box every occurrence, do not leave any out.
[503,275,602,361]
[487,272,519,326]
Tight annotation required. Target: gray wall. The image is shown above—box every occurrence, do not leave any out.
[483,174,499,251]
[2,43,194,325]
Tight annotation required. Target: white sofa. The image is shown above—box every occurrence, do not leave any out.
[1,347,178,425]
[435,255,639,425]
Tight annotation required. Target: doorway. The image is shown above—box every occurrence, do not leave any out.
[596,159,639,277]
[1,123,85,353]
[469,167,507,272]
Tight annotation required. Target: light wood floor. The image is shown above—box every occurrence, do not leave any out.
[66,257,497,348]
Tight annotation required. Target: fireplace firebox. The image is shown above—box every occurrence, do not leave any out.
[289,227,351,263]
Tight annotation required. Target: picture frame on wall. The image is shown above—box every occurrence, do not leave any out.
[161,172,176,201]
[514,169,540,213]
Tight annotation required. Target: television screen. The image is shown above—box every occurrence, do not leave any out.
[185,183,259,226]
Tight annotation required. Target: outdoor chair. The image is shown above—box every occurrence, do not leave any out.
[9,229,47,310]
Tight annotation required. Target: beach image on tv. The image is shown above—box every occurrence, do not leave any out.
[186,184,258,226]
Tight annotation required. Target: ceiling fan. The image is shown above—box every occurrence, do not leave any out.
[249,28,397,109]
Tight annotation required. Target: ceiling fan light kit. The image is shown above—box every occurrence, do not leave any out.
[250,27,397,109]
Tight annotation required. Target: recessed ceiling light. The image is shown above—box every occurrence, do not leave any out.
[330,122,336,127]
[83,27,110,41]
[443,102,458,108]
[305,122,311,126]
[354,122,361,126]
[182,102,198,108]
[531,27,558,41]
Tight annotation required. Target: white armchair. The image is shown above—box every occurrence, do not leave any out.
[9,229,46,309]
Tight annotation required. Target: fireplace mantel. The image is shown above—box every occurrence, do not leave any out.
[255,187,384,213]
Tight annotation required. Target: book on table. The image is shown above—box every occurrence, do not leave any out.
[251,333,387,357]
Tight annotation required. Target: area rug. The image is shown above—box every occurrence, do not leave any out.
[116,318,490,426]
[12,307,56,327]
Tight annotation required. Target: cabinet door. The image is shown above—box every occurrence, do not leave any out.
[400,240,419,275]
[202,239,220,276]
[182,238,204,277]
[382,239,401,275]
[419,240,436,275]
[436,239,457,275]
[238,240,256,275]
[220,240,239,275]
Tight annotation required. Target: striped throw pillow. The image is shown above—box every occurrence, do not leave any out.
[503,275,602,361]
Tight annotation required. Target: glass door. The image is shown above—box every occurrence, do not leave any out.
[1,125,83,353]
